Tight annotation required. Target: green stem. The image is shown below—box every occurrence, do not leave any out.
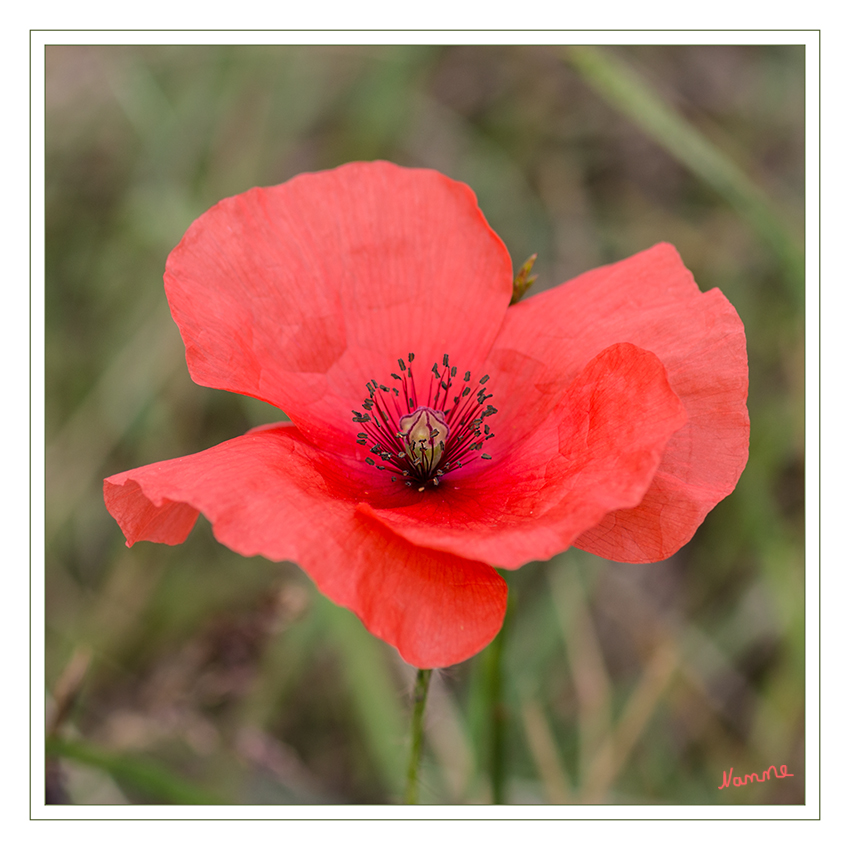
[485,616,509,804]
[404,668,432,804]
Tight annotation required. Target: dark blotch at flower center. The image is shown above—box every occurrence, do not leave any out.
[352,353,497,491]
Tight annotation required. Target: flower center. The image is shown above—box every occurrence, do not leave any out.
[398,406,449,474]
[352,353,497,491]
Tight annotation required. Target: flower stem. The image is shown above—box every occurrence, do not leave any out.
[404,668,432,804]
[483,585,515,804]
[485,615,508,804]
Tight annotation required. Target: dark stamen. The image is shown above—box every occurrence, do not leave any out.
[354,352,497,488]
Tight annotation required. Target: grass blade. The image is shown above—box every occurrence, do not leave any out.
[565,45,804,302]
[46,737,226,805]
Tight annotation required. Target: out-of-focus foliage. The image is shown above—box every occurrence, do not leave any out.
[45,44,805,805]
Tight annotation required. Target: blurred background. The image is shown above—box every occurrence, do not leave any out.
[45,44,805,805]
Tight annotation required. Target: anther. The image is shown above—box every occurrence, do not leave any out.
[354,352,497,487]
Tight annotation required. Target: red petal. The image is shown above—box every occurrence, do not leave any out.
[103,425,506,668]
[488,243,749,561]
[360,343,687,568]
[164,161,513,452]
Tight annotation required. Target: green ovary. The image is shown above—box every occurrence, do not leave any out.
[397,407,450,476]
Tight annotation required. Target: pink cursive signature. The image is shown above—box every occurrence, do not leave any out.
[718,764,794,789]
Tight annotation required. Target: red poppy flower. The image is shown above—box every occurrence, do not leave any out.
[104,161,749,669]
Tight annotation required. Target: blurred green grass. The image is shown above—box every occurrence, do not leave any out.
[45,44,805,805]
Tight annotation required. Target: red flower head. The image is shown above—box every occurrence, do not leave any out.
[104,161,749,669]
